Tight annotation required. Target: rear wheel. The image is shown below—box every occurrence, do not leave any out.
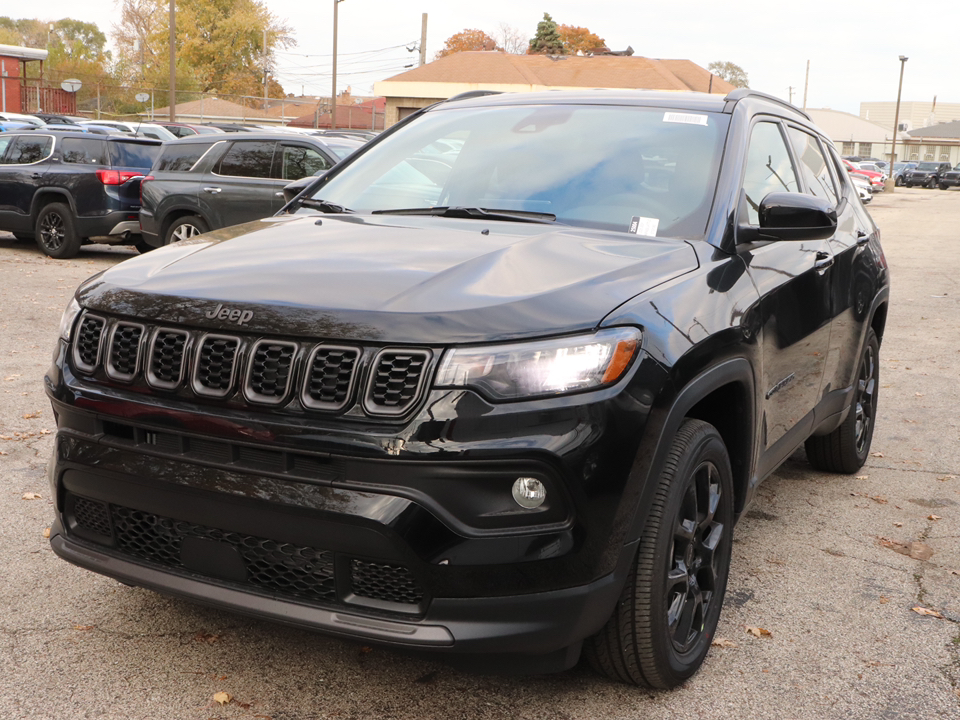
[806,328,879,473]
[939,182,948,190]
[164,215,208,245]
[585,419,734,688]
[35,203,81,259]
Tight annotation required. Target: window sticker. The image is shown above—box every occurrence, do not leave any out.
[663,112,709,126]
[629,216,660,236]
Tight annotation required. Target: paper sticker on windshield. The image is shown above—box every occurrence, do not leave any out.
[663,112,708,126]
[629,216,659,236]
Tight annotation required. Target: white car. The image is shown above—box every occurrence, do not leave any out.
[850,173,872,203]
[79,120,177,141]
[0,112,43,127]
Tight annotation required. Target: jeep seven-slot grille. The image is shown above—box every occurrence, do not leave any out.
[67,494,425,609]
[70,313,432,417]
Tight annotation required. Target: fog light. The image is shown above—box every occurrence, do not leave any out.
[512,477,546,509]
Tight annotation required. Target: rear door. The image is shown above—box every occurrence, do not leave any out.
[199,139,279,229]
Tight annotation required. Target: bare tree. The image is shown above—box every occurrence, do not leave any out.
[494,22,527,55]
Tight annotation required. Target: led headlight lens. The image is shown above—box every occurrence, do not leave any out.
[58,297,82,342]
[436,327,640,401]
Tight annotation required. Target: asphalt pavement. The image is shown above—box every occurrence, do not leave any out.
[1,189,958,719]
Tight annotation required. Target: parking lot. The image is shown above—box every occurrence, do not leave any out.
[1,187,958,719]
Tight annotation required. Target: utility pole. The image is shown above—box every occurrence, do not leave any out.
[802,59,810,110]
[331,0,343,130]
[168,0,176,121]
[419,13,428,66]
[887,56,908,192]
[788,86,795,104]
[263,28,269,111]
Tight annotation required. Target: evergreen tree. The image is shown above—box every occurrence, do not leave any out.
[528,13,565,55]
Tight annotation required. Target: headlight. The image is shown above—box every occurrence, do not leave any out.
[58,297,82,341]
[436,327,641,401]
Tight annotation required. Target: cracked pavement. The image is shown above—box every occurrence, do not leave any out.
[1,188,959,719]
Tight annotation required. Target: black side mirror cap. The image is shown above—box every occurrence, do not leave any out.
[281,172,326,204]
[743,192,838,242]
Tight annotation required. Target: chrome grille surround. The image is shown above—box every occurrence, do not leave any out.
[243,339,298,405]
[104,321,146,383]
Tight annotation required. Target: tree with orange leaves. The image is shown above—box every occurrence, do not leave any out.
[435,29,501,59]
[557,25,606,55]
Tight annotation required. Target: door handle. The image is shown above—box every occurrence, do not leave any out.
[856,230,869,246]
[274,191,285,197]
[31,172,42,179]
[815,251,834,273]
[203,186,222,194]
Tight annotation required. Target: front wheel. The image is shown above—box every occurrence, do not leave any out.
[806,328,879,473]
[895,176,903,187]
[35,203,81,259]
[585,419,734,688]
[164,215,209,245]
[939,183,949,191]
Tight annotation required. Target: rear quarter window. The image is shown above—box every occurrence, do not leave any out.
[61,137,106,165]
[2,135,53,164]
[155,142,216,172]
[109,141,161,169]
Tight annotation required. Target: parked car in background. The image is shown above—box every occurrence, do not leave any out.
[0,131,160,257]
[850,173,872,203]
[200,122,257,133]
[139,132,341,247]
[938,164,960,190]
[841,159,884,192]
[892,162,917,186]
[31,113,80,126]
[857,162,886,181]
[152,122,225,138]
[0,112,43,127]
[50,89,889,688]
[903,161,953,188]
[0,121,38,132]
[77,120,176,141]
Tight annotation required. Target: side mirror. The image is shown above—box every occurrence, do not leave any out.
[741,192,837,242]
[281,172,326,204]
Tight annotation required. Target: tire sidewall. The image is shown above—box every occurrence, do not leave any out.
[164,216,209,245]
[847,329,880,466]
[642,424,735,684]
[35,203,80,259]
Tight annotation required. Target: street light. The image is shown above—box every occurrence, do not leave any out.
[887,55,908,192]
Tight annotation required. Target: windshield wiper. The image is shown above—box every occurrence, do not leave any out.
[299,198,353,213]
[371,206,556,224]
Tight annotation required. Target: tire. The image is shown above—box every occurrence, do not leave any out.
[133,236,155,254]
[164,215,208,245]
[35,202,81,259]
[927,178,936,189]
[939,183,948,191]
[905,182,912,188]
[805,328,879,474]
[895,176,903,187]
[585,419,734,688]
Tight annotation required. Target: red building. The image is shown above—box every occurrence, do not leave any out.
[0,43,76,115]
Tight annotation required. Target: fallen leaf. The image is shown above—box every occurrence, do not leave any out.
[22,492,41,500]
[871,451,884,458]
[0,450,7,456]
[194,631,221,644]
[712,638,738,648]
[893,522,903,527]
[4,375,20,381]
[746,626,772,638]
[911,606,943,619]
[856,475,869,480]
[359,646,373,654]
[939,475,957,482]
[879,596,890,604]
[73,625,94,631]
[928,514,942,521]
[22,412,40,419]
[42,528,50,539]
[915,393,924,397]
[877,537,934,560]
[213,692,231,706]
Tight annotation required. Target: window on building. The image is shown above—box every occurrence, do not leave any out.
[842,142,855,155]
[858,143,872,157]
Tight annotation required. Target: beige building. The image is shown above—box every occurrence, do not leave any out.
[859,100,960,134]
[373,52,735,128]
[806,108,893,159]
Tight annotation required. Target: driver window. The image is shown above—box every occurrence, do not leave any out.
[787,127,838,206]
[742,122,799,225]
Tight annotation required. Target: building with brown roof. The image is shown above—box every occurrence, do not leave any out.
[373,52,735,127]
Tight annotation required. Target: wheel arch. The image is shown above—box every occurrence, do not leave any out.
[159,208,209,245]
[31,189,77,221]
[626,357,756,543]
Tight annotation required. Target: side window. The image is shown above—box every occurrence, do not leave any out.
[741,122,799,225]
[280,145,332,181]
[787,128,838,205]
[155,142,214,172]
[0,135,13,162]
[61,138,106,165]
[5,136,53,164]
[217,141,277,178]
[824,144,848,196]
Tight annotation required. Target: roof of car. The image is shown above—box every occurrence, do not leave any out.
[0,130,160,144]
[165,131,334,144]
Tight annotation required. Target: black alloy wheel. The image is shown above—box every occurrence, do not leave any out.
[805,328,879,473]
[585,419,734,688]
[35,202,81,259]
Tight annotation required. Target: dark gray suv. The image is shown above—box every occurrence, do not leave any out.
[139,133,342,248]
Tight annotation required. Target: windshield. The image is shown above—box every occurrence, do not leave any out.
[916,162,939,170]
[300,104,730,238]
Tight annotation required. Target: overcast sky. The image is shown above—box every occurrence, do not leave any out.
[15,0,945,117]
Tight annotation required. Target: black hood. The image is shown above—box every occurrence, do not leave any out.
[78,215,698,344]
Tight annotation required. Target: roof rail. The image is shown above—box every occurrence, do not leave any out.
[444,90,504,103]
[722,88,810,120]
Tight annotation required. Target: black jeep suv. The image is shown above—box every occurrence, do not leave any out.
[938,164,960,190]
[45,89,889,688]
[0,131,161,258]
[903,160,953,188]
